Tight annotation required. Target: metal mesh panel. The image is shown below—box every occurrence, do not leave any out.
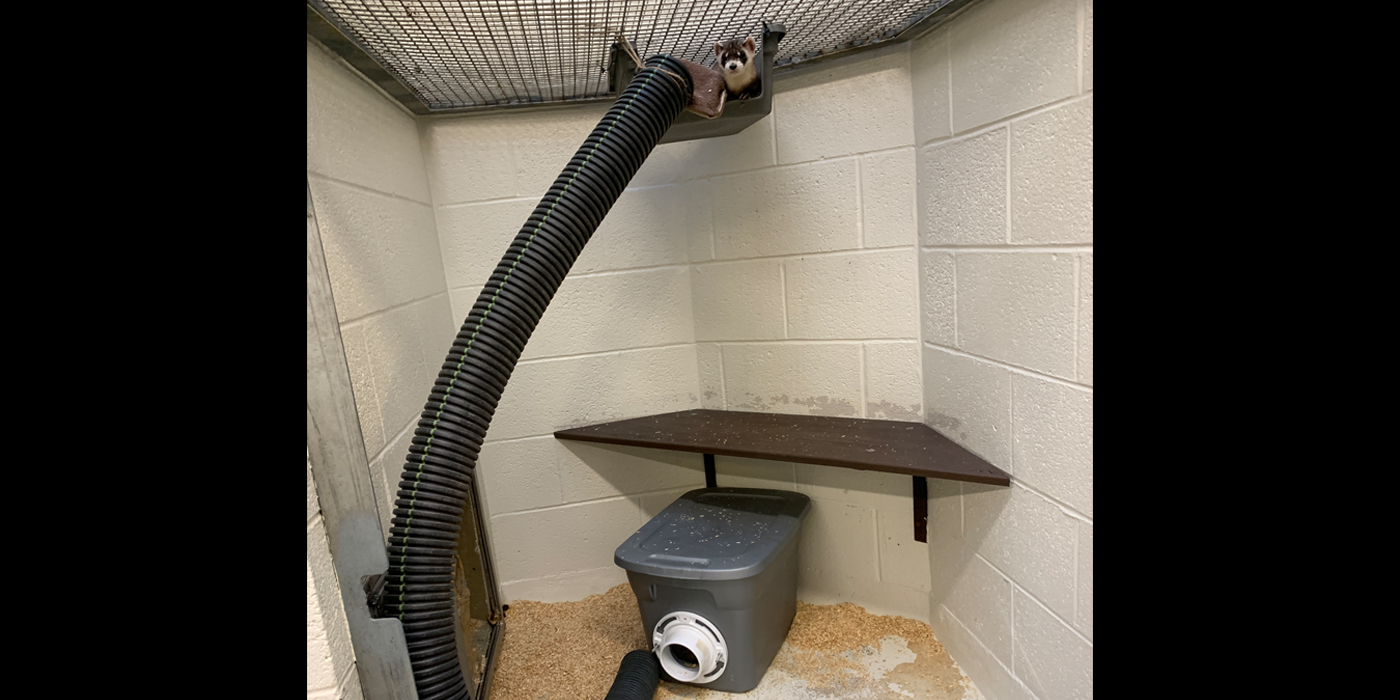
[310,0,956,111]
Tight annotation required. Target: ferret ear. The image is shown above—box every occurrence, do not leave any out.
[743,36,756,53]
[714,42,723,57]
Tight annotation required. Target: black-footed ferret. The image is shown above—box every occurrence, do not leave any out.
[714,37,759,98]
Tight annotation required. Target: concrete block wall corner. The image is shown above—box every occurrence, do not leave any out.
[306,1,1092,697]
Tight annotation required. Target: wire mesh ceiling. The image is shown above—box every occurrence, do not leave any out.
[310,0,959,111]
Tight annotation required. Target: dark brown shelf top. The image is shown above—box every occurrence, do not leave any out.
[553,409,1010,486]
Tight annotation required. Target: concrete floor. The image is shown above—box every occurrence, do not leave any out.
[487,584,984,700]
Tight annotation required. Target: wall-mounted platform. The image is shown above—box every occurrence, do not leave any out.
[554,409,1011,542]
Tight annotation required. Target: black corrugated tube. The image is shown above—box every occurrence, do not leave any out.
[386,55,693,700]
[604,651,662,700]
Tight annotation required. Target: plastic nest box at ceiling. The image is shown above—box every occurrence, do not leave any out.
[309,0,958,110]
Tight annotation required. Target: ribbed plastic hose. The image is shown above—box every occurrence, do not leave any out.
[604,651,662,700]
[385,55,694,700]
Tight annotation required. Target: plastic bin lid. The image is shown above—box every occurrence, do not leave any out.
[615,487,811,581]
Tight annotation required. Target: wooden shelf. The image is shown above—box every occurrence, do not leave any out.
[554,409,1010,486]
[554,410,1009,543]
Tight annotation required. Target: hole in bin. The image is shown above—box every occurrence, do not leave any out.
[667,645,699,670]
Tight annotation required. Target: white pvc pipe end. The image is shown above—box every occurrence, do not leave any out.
[652,611,728,683]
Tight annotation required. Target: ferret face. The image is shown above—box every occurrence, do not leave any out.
[714,37,757,75]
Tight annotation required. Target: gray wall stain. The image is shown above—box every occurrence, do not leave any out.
[558,408,626,431]
[735,393,857,417]
[736,392,771,412]
[867,400,922,422]
[778,395,857,417]
[925,411,968,441]
[925,411,961,432]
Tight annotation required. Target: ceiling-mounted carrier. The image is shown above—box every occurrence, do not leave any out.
[608,21,785,143]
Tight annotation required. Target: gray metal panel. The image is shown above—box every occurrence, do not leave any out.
[655,23,785,145]
[615,488,810,581]
[307,183,420,700]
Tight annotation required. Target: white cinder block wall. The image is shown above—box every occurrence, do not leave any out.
[306,37,458,540]
[306,0,1092,694]
[306,36,454,700]
[418,42,933,615]
[421,104,709,604]
[912,1,1093,699]
[639,43,935,622]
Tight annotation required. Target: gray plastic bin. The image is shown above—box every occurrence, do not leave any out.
[614,487,811,692]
